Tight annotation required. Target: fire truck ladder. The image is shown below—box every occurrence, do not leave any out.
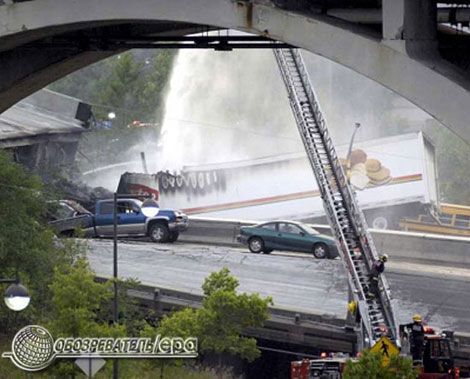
[274,48,398,348]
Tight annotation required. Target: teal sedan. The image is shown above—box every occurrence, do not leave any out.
[236,221,339,259]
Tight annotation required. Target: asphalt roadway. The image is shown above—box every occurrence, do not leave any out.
[86,240,470,333]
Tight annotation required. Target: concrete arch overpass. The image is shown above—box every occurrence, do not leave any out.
[0,0,469,142]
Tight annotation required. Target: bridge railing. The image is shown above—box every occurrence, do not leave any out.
[96,276,470,361]
[96,276,357,352]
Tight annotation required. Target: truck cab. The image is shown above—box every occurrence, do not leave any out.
[290,331,459,379]
[400,324,457,379]
[94,199,146,237]
[420,335,455,378]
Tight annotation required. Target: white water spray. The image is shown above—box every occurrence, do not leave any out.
[152,49,303,170]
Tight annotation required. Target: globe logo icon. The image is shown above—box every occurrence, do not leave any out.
[11,325,55,370]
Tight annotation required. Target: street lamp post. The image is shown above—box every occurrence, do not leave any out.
[346,122,362,164]
[113,192,119,323]
[112,193,158,379]
[113,192,119,379]
[0,278,30,311]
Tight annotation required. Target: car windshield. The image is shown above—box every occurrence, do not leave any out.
[300,224,320,235]
[54,203,75,220]
[133,199,143,207]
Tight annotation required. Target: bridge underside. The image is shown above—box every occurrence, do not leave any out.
[0,0,469,142]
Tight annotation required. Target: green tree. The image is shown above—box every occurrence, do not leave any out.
[0,150,77,330]
[201,267,239,296]
[46,256,126,377]
[0,150,49,273]
[198,267,272,362]
[150,268,272,364]
[50,50,174,124]
[49,50,175,168]
[96,277,154,336]
[343,350,418,379]
[141,268,271,378]
[48,257,116,337]
[157,307,200,339]
[93,50,175,123]
[423,121,470,205]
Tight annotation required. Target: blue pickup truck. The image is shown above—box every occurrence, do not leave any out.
[48,198,188,243]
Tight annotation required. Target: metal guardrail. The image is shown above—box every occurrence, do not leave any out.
[97,277,470,361]
[181,217,470,265]
[98,277,357,352]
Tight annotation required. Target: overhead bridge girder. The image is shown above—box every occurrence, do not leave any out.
[21,35,292,50]
[0,47,114,113]
[0,0,469,142]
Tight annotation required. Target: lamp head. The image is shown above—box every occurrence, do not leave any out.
[4,283,30,311]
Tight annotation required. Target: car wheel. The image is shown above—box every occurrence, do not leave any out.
[149,223,170,243]
[263,249,273,255]
[313,243,329,259]
[168,231,179,243]
[248,237,264,254]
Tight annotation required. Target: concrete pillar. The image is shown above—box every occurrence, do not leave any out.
[382,0,406,52]
[383,0,438,59]
[403,0,438,60]
[383,0,405,40]
[404,0,437,42]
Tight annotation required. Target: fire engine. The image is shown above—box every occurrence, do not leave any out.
[290,327,458,379]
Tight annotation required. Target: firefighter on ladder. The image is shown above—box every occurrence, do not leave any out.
[366,254,388,299]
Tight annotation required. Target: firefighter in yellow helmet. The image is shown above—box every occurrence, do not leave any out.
[347,301,361,323]
[406,314,425,362]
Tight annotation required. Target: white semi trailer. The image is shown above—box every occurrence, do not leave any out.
[118,132,439,230]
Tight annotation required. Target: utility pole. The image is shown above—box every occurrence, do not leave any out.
[113,192,119,379]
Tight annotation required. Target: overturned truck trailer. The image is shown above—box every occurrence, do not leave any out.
[118,132,440,230]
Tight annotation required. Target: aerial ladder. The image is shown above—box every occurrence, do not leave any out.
[273,48,398,350]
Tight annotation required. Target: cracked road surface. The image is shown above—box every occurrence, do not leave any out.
[87,240,470,333]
